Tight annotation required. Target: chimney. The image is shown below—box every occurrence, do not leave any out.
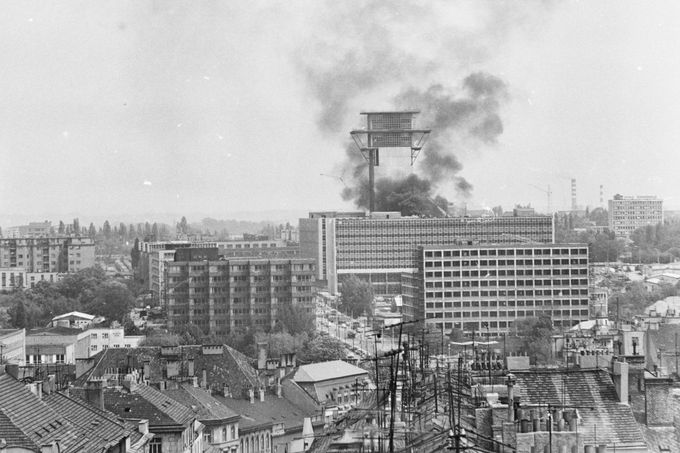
[201,369,207,389]
[276,382,283,398]
[257,342,267,370]
[645,376,674,426]
[259,387,265,402]
[612,360,629,405]
[35,381,43,400]
[223,385,231,398]
[85,381,105,411]
[249,388,255,404]
[192,376,199,388]
[138,419,149,435]
[158,381,167,391]
[506,373,516,422]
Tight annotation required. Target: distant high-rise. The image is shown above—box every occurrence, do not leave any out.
[299,211,555,295]
[608,195,663,237]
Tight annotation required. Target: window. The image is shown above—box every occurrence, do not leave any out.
[149,437,163,453]
[55,354,65,364]
[102,333,109,339]
[91,345,98,351]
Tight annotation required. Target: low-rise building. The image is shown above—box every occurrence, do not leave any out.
[81,380,203,453]
[162,382,241,453]
[25,327,90,364]
[51,311,97,329]
[0,328,25,365]
[292,360,371,417]
[87,327,145,354]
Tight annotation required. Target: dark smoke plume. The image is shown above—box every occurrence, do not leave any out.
[340,72,508,214]
[342,174,450,217]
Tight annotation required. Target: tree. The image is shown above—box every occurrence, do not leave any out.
[339,274,374,316]
[119,223,127,240]
[73,218,80,233]
[515,316,554,365]
[131,238,140,269]
[84,280,135,324]
[8,299,27,328]
[103,220,112,239]
[179,216,188,235]
[58,221,65,235]
[152,222,159,241]
[275,303,315,335]
[88,223,97,239]
[299,334,346,363]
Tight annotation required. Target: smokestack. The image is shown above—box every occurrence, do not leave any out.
[571,178,577,211]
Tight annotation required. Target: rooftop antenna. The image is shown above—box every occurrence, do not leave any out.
[350,111,430,212]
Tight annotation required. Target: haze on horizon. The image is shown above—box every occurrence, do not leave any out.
[2,0,680,225]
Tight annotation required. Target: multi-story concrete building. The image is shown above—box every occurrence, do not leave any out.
[139,239,294,304]
[300,211,555,295]
[0,236,94,273]
[608,194,663,237]
[417,243,590,335]
[3,221,53,238]
[166,257,316,336]
[25,326,91,364]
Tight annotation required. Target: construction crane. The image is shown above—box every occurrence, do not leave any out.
[528,184,552,214]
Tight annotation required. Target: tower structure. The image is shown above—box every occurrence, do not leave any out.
[350,111,430,212]
[571,178,577,211]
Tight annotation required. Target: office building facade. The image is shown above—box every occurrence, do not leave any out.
[417,243,590,335]
[608,195,663,237]
[166,258,316,336]
[300,212,555,295]
[0,237,94,274]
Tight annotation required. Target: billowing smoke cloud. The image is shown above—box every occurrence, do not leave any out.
[299,1,531,214]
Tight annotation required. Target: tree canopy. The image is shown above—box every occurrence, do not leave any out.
[515,315,554,365]
[339,274,374,317]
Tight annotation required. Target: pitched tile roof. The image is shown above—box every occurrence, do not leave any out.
[293,360,368,383]
[100,384,195,428]
[214,393,318,433]
[162,384,240,424]
[41,391,130,451]
[0,373,131,453]
[76,345,260,396]
[514,369,646,448]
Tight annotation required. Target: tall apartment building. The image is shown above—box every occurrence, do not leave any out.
[3,221,53,238]
[166,257,316,336]
[139,239,296,303]
[416,243,590,335]
[608,195,663,237]
[300,211,555,295]
[0,237,94,273]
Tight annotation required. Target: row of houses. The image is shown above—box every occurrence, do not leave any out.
[0,334,371,453]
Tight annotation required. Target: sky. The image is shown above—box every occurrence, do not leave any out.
[1,0,680,225]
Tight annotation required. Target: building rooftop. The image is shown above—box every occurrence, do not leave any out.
[99,384,195,428]
[215,392,317,432]
[514,368,646,448]
[294,360,367,383]
[27,326,86,336]
[76,345,260,397]
[0,373,131,453]
[163,383,240,424]
[52,311,95,321]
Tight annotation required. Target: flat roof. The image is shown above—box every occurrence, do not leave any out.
[420,243,588,251]
[360,111,420,115]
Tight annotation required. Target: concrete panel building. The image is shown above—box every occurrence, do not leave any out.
[166,257,316,336]
[0,236,94,273]
[608,194,663,237]
[416,243,590,335]
[300,211,555,295]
